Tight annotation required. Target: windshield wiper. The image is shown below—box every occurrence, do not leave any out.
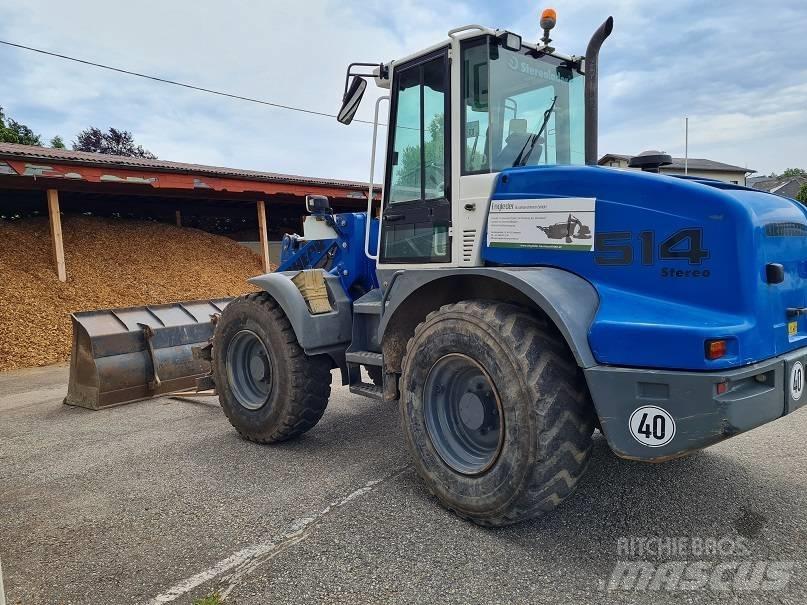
[512,96,558,168]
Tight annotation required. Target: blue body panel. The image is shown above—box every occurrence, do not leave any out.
[483,165,807,371]
[278,212,379,299]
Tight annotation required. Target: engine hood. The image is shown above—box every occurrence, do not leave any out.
[482,165,807,370]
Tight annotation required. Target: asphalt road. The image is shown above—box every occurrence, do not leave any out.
[1,364,806,604]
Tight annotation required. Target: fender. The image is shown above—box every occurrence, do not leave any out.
[248,271,353,355]
[377,267,599,368]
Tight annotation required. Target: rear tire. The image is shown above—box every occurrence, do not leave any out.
[400,300,594,526]
[213,292,331,443]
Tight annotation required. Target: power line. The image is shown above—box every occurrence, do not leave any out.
[0,39,376,125]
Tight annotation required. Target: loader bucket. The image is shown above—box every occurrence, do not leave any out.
[64,298,233,409]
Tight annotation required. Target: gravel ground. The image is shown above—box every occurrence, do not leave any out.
[1,364,806,604]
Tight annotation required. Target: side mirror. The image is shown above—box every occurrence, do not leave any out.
[337,76,368,125]
[305,194,331,214]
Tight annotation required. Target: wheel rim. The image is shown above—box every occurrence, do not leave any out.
[423,354,504,475]
[226,330,273,410]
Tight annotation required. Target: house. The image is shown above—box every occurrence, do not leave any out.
[750,175,807,200]
[598,153,755,186]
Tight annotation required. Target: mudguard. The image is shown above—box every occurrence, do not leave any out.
[248,270,353,355]
[377,267,599,368]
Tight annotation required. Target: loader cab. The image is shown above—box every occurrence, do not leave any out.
[356,27,588,269]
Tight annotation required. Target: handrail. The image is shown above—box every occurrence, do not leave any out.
[380,270,405,317]
[447,24,496,38]
[365,95,389,261]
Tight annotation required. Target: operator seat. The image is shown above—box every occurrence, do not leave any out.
[494,118,544,168]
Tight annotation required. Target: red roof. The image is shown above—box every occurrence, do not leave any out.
[0,142,374,196]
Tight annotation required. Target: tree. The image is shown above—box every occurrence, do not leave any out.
[72,127,156,158]
[50,135,66,149]
[0,106,43,146]
[797,184,807,205]
[394,114,445,196]
[783,168,807,178]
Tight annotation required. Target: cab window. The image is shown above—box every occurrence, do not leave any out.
[461,37,585,174]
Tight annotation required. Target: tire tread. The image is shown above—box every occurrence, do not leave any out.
[400,299,594,526]
[214,292,331,444]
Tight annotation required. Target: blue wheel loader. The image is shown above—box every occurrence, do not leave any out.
[67,11,807,526]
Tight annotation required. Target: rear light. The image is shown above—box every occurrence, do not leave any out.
[705,339,727,360]
[716,381,729,395]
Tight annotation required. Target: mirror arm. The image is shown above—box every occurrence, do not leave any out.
[343,62,384,97]
[365,95,390,261]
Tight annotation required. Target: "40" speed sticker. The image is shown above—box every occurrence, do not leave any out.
[791,361,804,402]
[629,405,676,447]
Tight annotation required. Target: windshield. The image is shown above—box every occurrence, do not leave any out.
[461,37,585,174]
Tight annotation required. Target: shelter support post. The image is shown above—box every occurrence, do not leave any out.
[47,188,66,282]
[257,200,270,273]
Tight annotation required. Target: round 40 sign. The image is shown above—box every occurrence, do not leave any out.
[629,405,676,448]
[791,361,804,402]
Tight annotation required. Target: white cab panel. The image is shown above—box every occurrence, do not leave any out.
[456,173,498,266]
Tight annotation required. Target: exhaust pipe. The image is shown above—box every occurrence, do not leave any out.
[584,16,614,165]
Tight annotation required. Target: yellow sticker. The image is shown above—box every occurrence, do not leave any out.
[789,321,798,336]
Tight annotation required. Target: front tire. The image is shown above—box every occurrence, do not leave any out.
[213,292,331,443]
[400,300,594,526]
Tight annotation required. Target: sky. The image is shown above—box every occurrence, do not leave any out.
[0,0,804,181]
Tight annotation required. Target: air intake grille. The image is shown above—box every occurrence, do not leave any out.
[462,230,477,262]
[765,222,807,237]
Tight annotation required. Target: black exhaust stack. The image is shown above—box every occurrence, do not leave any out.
[584,16,614,165]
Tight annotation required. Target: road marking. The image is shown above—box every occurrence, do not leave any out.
[1,556,6,605]
[147,465,409,604]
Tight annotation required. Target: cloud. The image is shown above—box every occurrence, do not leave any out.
[553,0,807,172]
[0,0,804,179]
[0,0,475,179]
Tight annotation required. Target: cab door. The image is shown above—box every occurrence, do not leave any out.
[379,47,452,265]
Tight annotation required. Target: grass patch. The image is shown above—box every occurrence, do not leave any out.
[193,593,223,605]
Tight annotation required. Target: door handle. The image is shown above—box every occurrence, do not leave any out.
[384,214,405,222]
[787,307,807,318]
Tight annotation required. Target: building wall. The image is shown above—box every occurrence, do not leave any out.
[239,241,283,266]
[660,168,747,185]
[599,158,747,185]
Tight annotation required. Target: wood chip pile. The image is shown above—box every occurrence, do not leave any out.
[0,216,263,371]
